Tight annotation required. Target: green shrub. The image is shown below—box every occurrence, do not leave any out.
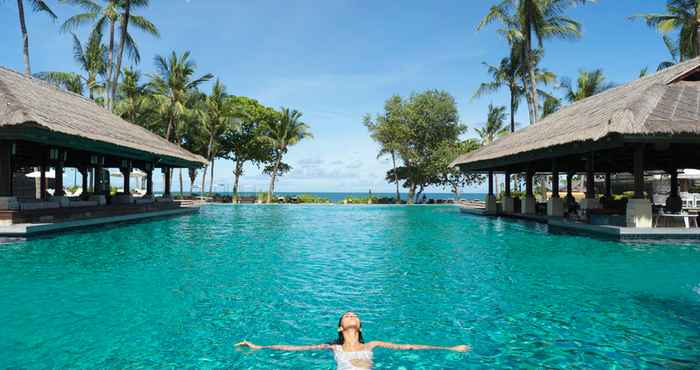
[297,194,331,203]
[341,195,378,204]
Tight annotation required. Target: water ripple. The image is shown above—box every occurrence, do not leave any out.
[0,205,699,368]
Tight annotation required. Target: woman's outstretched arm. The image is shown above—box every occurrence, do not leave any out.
[367,341,470,352]
[235,341,331,351]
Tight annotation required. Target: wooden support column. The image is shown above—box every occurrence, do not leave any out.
[666,166,682,212]
[39,163,47,200]
[79,166,89,195]
[504,171,511,197]
[633,146,645,199]
[120,160,131,194]
[487,171,494,196]
[605,172,612,197]
[585,153,595,200]
[525,169,534,198]
[163,167,171,197]
[146,163,154,196]
[551,160,560,199]
[94,156,104,195]
[0,142,14,197]
[54,149,65,196]
[670,168,679,198]
[566,172,574,199]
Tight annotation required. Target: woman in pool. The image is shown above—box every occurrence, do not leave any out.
[235,311,470,370]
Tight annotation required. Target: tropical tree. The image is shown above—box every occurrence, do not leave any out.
[381,90,465,204]
[147,51,211,196]
[633,0,700,61]
[220,96,278,203]
[36,31,107,100]
[61,0,158,110]
[197,80,238,197]
[541,95,561,118]
[148,51,213,143]
[475,104,509,145]
[259,108,312,203]
[179,93,207,195]
[111,0,158,110]
[473,58,524,133]
[478,0,592,123]
[659,35,681,70]
[114,67,150,124]
[363,95,409,203]
[562,69,614,103]
[433,140,482,200]
[13,0,57,76]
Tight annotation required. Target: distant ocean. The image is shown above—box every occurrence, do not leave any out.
[198,192,487,202]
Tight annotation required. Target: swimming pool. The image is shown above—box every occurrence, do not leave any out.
[1,205,698,368]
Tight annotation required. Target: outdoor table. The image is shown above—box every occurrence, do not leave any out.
[654,213,699,228]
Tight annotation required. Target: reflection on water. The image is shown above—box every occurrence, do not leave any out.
[0,205,699,368]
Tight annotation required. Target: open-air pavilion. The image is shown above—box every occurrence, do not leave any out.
[0,66,207,235]
[451,58,700,240]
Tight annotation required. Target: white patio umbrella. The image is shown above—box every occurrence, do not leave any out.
[110,169,148,190]
[109,169,147,178]
[25,169,56,179]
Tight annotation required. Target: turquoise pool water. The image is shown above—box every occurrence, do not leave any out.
[1,205,699,368]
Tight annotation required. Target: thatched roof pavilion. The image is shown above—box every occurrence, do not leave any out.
[0,66,206,211]
[0,67,206,168]
[451,57,700,228]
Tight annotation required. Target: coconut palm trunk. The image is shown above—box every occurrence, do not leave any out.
[407,182,416,205]
[509,84,517,132]
[266,153,282,203]
[521,75,535,125]
[188,168,196,196]
[391,151,400,203]
[199,163,208,197]
[523,14,539,124]
[233,159,243,203]
[208,160,215,194]
[111,0,130,110]
[105,18,115,109]
[17,0,31,76]
[17,0,42,197]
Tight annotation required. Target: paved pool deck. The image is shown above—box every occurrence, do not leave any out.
[0,207,199,238]
[458,204,700,241]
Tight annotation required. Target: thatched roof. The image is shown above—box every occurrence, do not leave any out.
[452,57,700,171]
[0,66,207,167]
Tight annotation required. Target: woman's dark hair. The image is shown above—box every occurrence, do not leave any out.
[330,312,364,345]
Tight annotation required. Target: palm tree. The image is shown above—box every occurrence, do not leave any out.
[363,95,408,203]
[633,0,700,61]
[659,35,681,70]
[541,95,561,118]
[260,108,312,203]
[473,57,524,133]
[36,31,107,100]
[111,0,158,111]
[198,80,237,198]
[61,0,158,110]
[475,104,509,145]
[479,0,591,123]
[149,51,212,196]
[114,67,149,123]
[149,51,213,143]
[14,0,57,76]
[562,69,614,103]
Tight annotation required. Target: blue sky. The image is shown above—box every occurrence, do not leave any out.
[0,0,675,193]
